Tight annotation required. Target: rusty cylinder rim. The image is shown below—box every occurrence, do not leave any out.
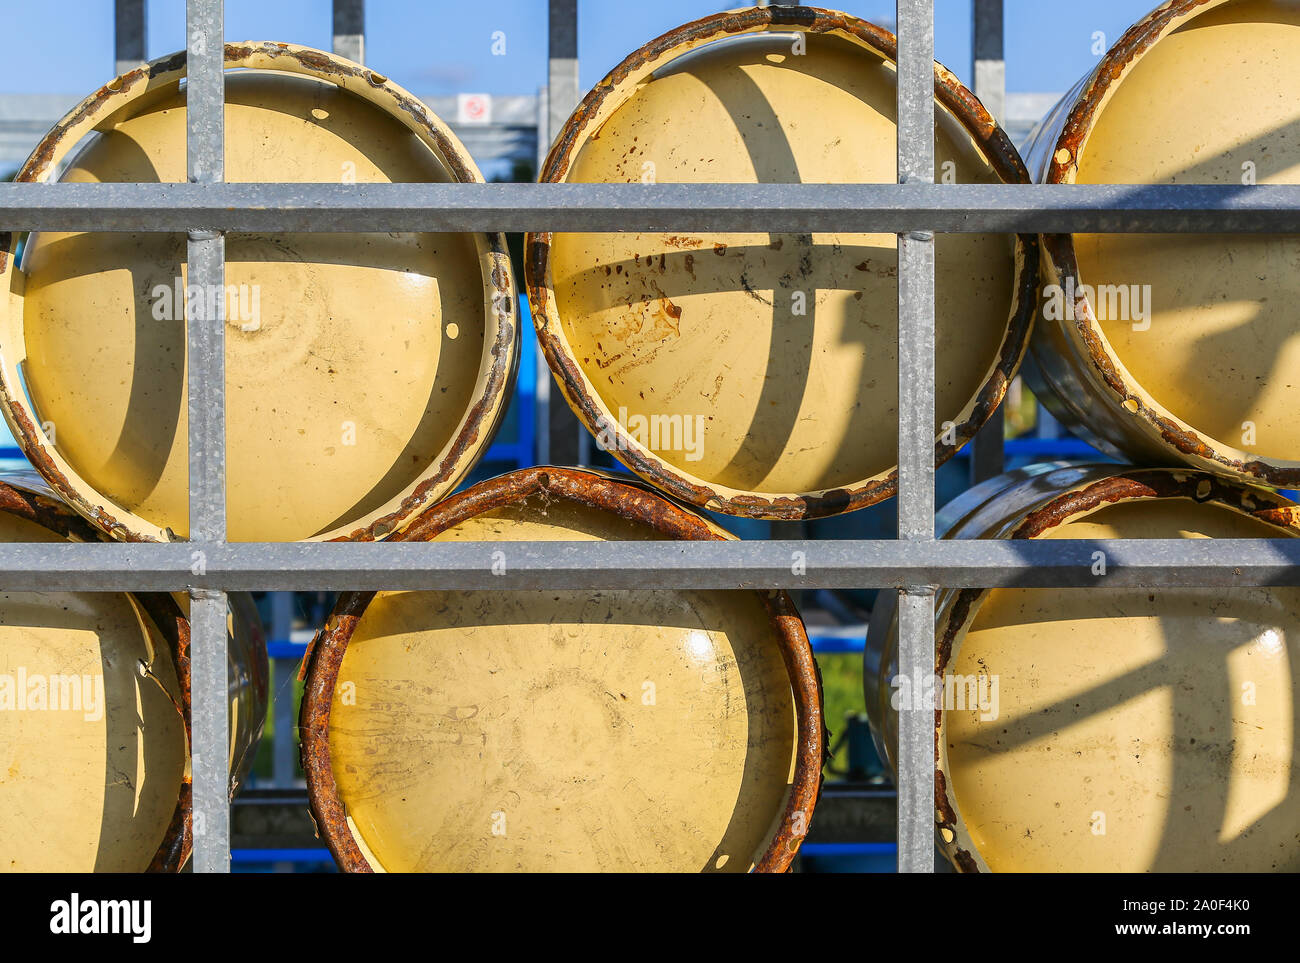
[932,468,1300,873]
[1039,0,1300,487]
[298,466,825,873]
[0,41,518,544]
[0,479,193,872]
[524,4,1039,520]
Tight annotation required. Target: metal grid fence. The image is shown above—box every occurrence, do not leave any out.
[2,0,1299,874]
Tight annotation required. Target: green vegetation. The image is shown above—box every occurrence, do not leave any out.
[817,652,867,780]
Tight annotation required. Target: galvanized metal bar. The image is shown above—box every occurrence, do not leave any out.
[969,0,1006,483]
[3,182,1294,233]
[332,0,364,65]
[114,0,148,77]
[187,230,226,545]
[896,588,936,872]
[896,42,935,539]
[189,588,230,872]
[896,0,937,875]
[186,0,229,875]
[0,539,1290,591]
[547,0,583,467]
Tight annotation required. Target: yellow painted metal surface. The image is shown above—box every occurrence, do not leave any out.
[0,511,185,872]
[0,470,266,871]
[1037,0,1300,476]
[2,46,515,542]
[531,16,1028,517]
[328,497,798,872]
[865,467,1300,871]
[946,499,1300,872]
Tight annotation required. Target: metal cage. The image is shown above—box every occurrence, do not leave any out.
[2,0,1299,873]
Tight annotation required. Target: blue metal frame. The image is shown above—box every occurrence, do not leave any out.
[231,848,333,865]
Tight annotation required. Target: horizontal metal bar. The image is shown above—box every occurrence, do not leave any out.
[1,183,1299,233]
[0,539,1297,591]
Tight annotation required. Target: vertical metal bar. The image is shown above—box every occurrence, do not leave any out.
[897,3,936,537]
[970,0,1006,483]
[972,0,1006,124]
[547,0,579,149]
[189,590,229,870]
[270,593,296,787]
[896,0,937,874]
[186,0,229,874]
[114,0,148,76]
[332,0,365,65]
[896,587,936,867]
[547,0,582,466]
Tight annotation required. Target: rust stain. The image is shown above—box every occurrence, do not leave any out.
[1012,470,1299,540]
[854,258,898,279]
[663,234,705,249]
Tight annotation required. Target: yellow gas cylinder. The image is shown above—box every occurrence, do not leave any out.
[526,6,1036,520]
[0,42,516,542]
[1025,0,1300,488]
[0,473,267,871]
[299,467,823,872]
[865,463,1300,872]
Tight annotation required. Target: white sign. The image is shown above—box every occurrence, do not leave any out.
[457,93,493,125]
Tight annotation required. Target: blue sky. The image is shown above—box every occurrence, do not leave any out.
[2,0,1167,97]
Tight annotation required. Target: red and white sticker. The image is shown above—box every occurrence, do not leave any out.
[456,93,493,125]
